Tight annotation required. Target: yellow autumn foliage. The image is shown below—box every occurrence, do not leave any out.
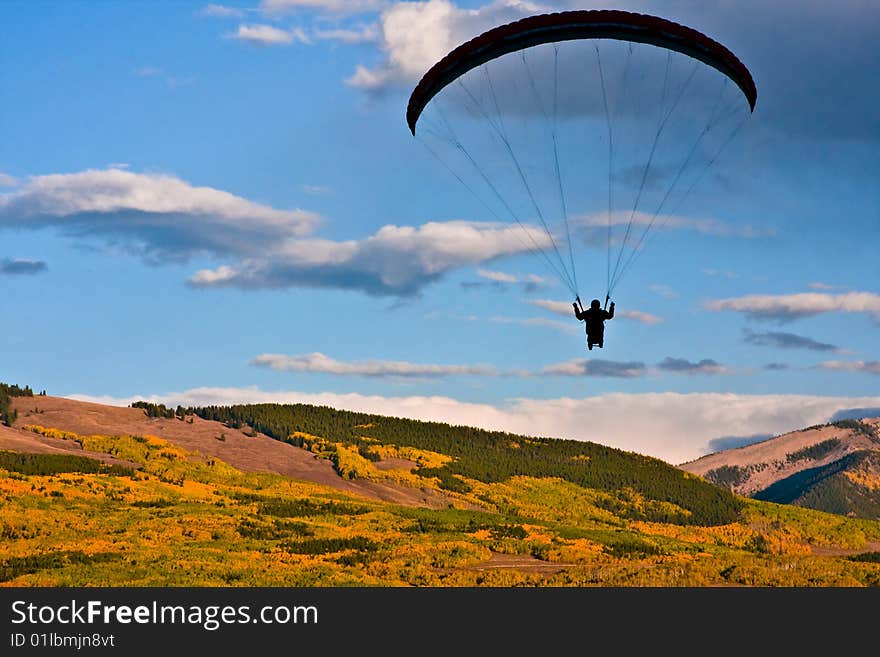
[2,425,880,587]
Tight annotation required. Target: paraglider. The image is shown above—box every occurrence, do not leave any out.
[574,295,615,350]
[406,10,756,351]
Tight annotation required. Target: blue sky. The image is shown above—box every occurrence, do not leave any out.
[2,0,878,464]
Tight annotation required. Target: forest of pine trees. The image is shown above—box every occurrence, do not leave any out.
[186,402,744,526]
[0,382,34,427]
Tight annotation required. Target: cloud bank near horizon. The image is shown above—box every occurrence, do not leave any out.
[250,352,733,379]
[67,386,880,465]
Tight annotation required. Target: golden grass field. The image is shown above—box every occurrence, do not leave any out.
[3,421,880,587]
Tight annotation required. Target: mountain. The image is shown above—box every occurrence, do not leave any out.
[680,418,880,519]
[2,389,880,587]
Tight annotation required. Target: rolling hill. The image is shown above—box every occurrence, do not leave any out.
[680,418,880,519]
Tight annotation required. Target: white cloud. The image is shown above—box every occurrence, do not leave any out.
[67,387,880,465]
[619,310,664,325]
[577,211,774,240]
[346,0,535,89]
[0,168,321,262]
[818,360,880,375]
[346,65,393,89]
[0,173,18,187]
[529,299,573,316]
[251,352,498,377]
[231,24,311,45]
[656,357,729,376]
[199,4,246,18]
[477,268,517,283]
[476,268,546,286]
[189,220,551,296]
[706,291,880,322]
[188,266,238,286]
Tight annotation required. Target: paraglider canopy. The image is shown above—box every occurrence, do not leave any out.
[406,9,756,302]
[407,10,756,135]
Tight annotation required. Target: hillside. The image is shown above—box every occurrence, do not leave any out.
[680,418,880,519]
[5,395,454,508]
[2,389,880,586]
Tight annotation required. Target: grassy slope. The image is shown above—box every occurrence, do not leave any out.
[2,420,880,586]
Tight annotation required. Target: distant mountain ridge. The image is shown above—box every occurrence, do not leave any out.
[680,418,880,519]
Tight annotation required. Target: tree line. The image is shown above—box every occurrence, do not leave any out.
[0,382,35,427]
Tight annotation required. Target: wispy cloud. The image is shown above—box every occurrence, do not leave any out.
[314,24,379,43]
[230,24,311,45]
[0,258,48,276]
[649,284,677,299]
[619,310,664,325]
[529,299,572,316]
[252,352,497,377]
[488,315,578,335]
[133,66,193,89]
[656,357,728,375]
[706,291,880,322]
[473,268,548,291]
[253,352,661,378]
[818,360,880,375]
[702,268,738,279]
[0,173,18,187]
[541,359,647,378]
[198,4,246,18]
[477,268,517,284]
[576,211,774,242]
[743,328,841,352]
[69,386,880,465]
